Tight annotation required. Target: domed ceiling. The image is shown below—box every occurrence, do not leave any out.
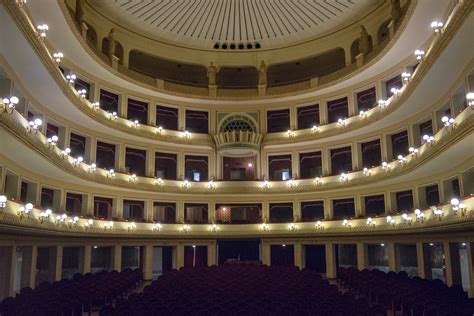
[88,0,384,50]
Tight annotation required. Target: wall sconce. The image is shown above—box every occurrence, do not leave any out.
[109,111,118,120]
[91,102,100,110]
[127,222,137,232]
[103,221,113,231]
[286,129,295,137]
[467,93,474,107]
[262,179,270,189]
[366,217,376,227]
[259,222,269,231]
[78,89,87,98]
[409,147,419,156]
[47,135,59,146]
[60,148,71,158]
[18,203,33,220]
[36,24,49,37]
[1,96,19,113]
[16,0,27,7]
[72,156,84,167]
[362,168,371,176]
[67,216,79,228]
[180,224,191,233]
[107,169,116,178]
[414,209,425,223]
[128,174,137,183]
[315,221,324,230]
[39,209,52,223]
[397,155,407,165]
[209,224,219,233]
[84,219,93,230]
[451,198,467,216]
[154,177,164,186]
[339,173,348,182]
[182,179,190,189]
[381,162,390,171]
[378,99,387,108]
[288,223,298,231]
[386,216,395,226]
[422,134,434,144]
[441,116,455,127]
[66,74,76,84]
[336,118,346,127]
[390,87,401,95]
[156,126,164,135]
[27,118,42,133]
[207,179,216,189]
[88,163,97,173]
[311,125,320,133]
[182,130,191,139]
[401,213,412,225]
[359,110,367,118]
[153,223,162,232]
[430,21,443,33]
[342,219,352,228]
[414,49,425,60]
[0,195,6,212]
[53,52,63,63]
[287,178,296,188]
[431,207,444,220]
[313,176,322,185]
[55,213,67,225]
[401,72,411,83]
[131,120,139,128]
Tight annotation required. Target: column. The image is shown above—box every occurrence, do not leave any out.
[261,242,271,266]
[291,152,298,179]
[412,186,421,209]
[357,243,367,270]
[89,136,97,164]
[54,246,63,281]
[355,195,364,218]
[7,246,15,297]
[352,142,362,171]
[416,242,430,279]
[319,101,328,125]
[118,144,126,173]
[388,243,399,272]
[119,94,127,118]
[148,103,157,127]
[380,134,390,162]
[348,92,357,117]
[113,245,122,271]
[176,244,185,269]
[83,245,91,274]
[289,106,297,130]
[114,197,123,219]
[294,243,304,269]
[262,202,270,223]
[142,245,154,280]
[145,199,154,222]
[178,152,185,180]
[322,147,331,176]
[177,201,185,223]
[324,199,333,220]
[375,80,383,102]
[325,243,337,279]
[208,242,217,266]
[444,242,462,287]
[29,245,37,288]
[178,107,186,131]
[208,201,216,224]
[292,200,300,222]
[146,150,154,177]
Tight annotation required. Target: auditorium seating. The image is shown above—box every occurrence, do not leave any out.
[0,268,142,316]
[99,264,385,316]
[337,267,474,316]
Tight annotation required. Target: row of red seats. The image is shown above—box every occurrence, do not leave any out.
[0,268,143,316]
[337,267,474,316]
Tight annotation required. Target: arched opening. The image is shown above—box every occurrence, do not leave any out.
[350,36,373,63]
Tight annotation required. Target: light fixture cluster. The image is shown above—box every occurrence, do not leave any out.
[47,135,59,146]
[27,118,42,133]
[414,50,425,60]
[441,116,455,127]
[66,74,76,84]
[430,21,443,33]
[18,203,33,220]
[286,129,295,138]
[36,24,48,37]
[422,134,435,144]
[467,93,474,107]
[1,96,19,113]
[53,52,63,63]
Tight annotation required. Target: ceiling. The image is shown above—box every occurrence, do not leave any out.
[88,0,384,50]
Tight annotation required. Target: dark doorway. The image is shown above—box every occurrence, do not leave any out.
[270,244,294,266]
[305,245,326,273]
[217,239,260,265]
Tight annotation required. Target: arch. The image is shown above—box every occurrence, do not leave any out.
[84,23,97,47]
[102,38,124,64]
[377,20,391,44]
[219,113,258,133]
[350,36,374,63]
